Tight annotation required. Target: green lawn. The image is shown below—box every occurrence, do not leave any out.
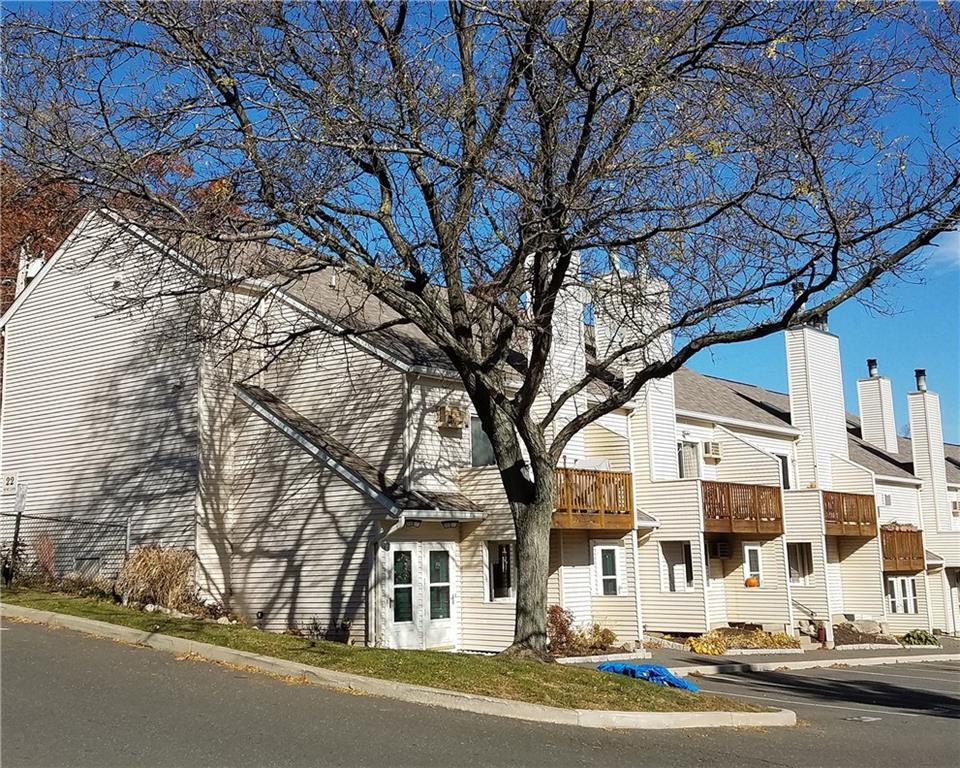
[2,588,762,713]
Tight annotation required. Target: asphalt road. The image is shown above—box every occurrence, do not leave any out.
[2,618,959,768]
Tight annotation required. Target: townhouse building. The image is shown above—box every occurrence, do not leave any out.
[1,211,954,654]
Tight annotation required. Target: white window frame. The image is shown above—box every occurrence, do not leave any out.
[482,540,516,603]
[743,542,763,587]
[659,540,695,593]
[591,540,625,597]
[886,575,918,615]
[775,454,791,490]
[786,542,813,587]
[676,441,701,479]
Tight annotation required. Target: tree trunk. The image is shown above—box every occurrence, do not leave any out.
[501,465,555,661]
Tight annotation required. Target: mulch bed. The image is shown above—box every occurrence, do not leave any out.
[833,624,899,646]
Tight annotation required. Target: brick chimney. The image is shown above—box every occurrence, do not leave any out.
[785,312,849,489]
[856,358,899,453]
[907,369,950,532]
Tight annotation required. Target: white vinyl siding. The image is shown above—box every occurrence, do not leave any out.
[876,482,923,528]
[0,214,199,569]
[785,327,849,489]
[226,407,379,638]
[837,536,886,618]
[782,489,831,624]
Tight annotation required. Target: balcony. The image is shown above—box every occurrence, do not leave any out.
[822,491,878,537]
[552,468,634,530]
[881,527,925,572]
[701,480,784,535]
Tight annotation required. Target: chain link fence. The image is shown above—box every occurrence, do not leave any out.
[0,511,129,580]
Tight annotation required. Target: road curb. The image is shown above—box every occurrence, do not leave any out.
[668,652,960,677]
[1,603,794,730]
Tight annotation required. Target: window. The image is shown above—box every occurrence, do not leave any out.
[393,551,413,622]
[660,541,694,592]
[75,557,101,579]
[880,493,892,507]
[471,417,496,467]
[776,455,791,490]
[486,541,515,601]
[677,441,700,479]
[886,576,918,614]
[428,550,451,620]
[592,542,623,596]
[787,543,813,586]
[743,543,762,587]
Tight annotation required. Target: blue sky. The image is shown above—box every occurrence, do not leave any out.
[689,229,960,443]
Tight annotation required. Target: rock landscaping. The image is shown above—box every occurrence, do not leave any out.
[832,622,899,646]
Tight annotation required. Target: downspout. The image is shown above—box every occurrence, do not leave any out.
[626,411,645,649]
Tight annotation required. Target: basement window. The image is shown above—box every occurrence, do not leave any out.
[886,575,918,615]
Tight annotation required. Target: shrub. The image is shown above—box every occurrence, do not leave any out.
[547,604,578,655]
[686,630,728,655]
[900,629,939,646]
[116,546,198,611]
[546,605,619,656]
[685,628,799,655]
[0,536,29,582]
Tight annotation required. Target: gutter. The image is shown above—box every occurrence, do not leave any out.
[674,409,801,438]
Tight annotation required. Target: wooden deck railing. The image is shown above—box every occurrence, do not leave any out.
[822,491,878,537]
[552,468,633,530]
[881,528,925,572]
[701,480,784,535]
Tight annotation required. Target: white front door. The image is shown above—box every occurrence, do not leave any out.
[383,541,458,650]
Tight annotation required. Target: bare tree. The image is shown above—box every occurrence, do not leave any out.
[3,1,958,656]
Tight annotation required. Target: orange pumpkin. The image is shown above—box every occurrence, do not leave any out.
[744,576,760,588]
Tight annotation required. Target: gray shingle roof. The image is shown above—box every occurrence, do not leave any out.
[675,371,959,483]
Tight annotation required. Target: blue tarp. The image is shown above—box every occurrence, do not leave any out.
[596,662,700,692]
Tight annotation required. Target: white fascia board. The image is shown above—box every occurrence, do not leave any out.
[675,408,801,438]
[234,385,401,517]
[401,508,487,521]
[874,474,923,488]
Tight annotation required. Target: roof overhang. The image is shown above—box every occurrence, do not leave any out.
[401,508,487,522]
[675,409,801,438]
[873,473,922,487]
[926,549,945,567]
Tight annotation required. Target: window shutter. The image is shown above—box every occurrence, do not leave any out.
[481,542,490,602]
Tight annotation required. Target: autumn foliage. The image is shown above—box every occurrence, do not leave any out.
[0,163,80,312]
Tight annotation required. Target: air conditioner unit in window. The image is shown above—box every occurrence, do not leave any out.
[702,441,722,461]
[710,540,732,560]
[435,404,467,429]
